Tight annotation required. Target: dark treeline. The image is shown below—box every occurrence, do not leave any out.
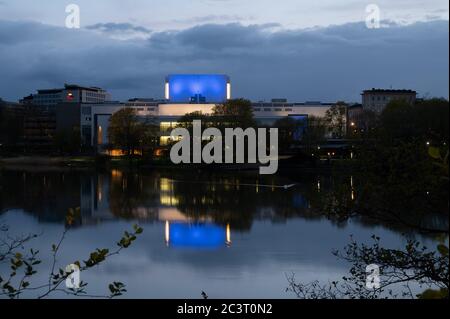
[289,98,449,299]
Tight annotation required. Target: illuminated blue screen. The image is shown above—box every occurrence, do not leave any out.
[167,74,229,103]
[169,223,226,248]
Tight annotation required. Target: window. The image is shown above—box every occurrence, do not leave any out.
[97,126,103,145]
[264,108,271,112]
[160,122,177,131]
[285,108,293,112]
[253,108,261,112]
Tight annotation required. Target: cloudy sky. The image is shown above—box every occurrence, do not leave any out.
[0,0,448,102]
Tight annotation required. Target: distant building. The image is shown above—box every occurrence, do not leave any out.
[362,88,416,113]
[79,75,345,151]
[251,100,333,127]
[17,84,112,151]
[82,99,339,150]
[0,99,25,149]
[0,98,24,115]
[23,110,56,150]
[22,84,111,110]
[19,94,34,105]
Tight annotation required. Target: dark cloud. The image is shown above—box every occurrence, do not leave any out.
[0,19,448,102]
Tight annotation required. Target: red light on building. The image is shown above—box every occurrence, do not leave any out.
[67,92,74,101]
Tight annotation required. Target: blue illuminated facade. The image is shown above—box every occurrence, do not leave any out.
[166,74,230,103]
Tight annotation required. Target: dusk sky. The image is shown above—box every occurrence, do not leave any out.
[0,0,448,102]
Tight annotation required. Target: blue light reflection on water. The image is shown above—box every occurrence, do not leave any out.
[168,222,226,249]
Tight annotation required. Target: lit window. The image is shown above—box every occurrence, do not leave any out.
[97,126,103,145]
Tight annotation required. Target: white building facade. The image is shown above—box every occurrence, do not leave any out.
[81,100,336,149]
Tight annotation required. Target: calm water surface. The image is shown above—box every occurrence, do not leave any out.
[0,168,439,298]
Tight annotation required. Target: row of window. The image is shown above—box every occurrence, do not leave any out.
[371,96,389,101]
[253,108,293,112]
[135,108,155,112]
[85,92,106,98]
[81,107,156,116]
[35,94,61,99]
[86,98,104,102]
[369,95,414,102]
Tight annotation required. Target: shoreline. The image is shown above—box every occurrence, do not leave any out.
[0,155,355,173]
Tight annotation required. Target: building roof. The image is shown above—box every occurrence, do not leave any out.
[36,84,107,94]
[362,88,417,94]
[252,101,334,107]
[64,84,106,92]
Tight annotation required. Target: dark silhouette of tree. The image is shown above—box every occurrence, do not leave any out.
[287,236,449,299]
[325,103,347,138]
[108,108,158,156]
[212,98,256,129]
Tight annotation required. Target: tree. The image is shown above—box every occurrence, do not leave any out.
[176,111,210,132]
[291,99,449,299]
[379,98,449,143]
[287,236,449,299]
[139,117,160,153]
[212,98,256,129]
[348,98,449,232]
[325,103,347,138]
[108,108,158,156]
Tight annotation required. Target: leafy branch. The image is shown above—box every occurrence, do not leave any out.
[287,236,449,299]
[0,208,143,299]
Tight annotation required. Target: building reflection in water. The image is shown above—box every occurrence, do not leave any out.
[81,171,233,249]
[164,220,232,249]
